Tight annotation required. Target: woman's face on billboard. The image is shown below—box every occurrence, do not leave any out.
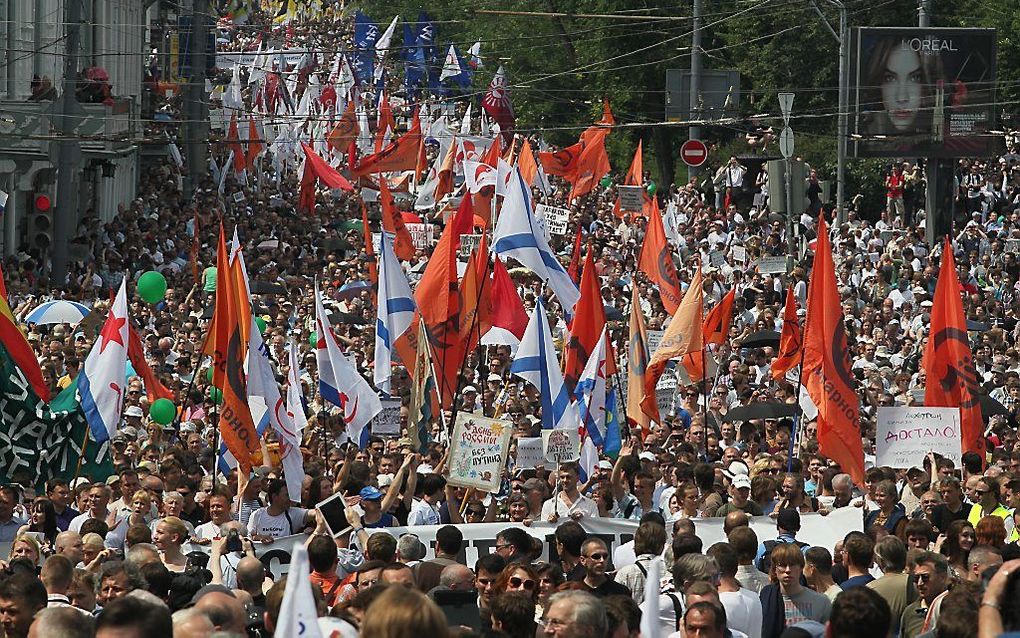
[882,46,924,131]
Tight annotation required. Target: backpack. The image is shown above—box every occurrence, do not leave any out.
[759,538,808,574]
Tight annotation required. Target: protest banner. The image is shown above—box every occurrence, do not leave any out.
[876,406,961,468]
[731,245,747,264]
[459,234,484,258]
[514,437,544,470]
[371,398,402,436]
[618,186,645,212]
[178,507,861,579]
[709,250,726,267]
[646,329,665,356]
[756,255,789,274]
[536,204,569,236]
[542,429,580,464]
[447,414,513,492]
[405,223,435,249]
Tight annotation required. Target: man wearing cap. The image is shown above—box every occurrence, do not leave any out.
[357,486,396,529]
[123,405,145,431]
[716,473,762,518]
[459,386,481,413]
[754,509,808,573]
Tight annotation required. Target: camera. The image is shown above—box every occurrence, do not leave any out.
[225,529,243,553]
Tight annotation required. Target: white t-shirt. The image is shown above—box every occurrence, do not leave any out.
[195,520,224,541]
[407,499,440,526]
[540,493,599,521]
[247,507,308,538]
[720,588,764,638]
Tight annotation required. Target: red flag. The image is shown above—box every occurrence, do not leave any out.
[413,194,473,408]
[922,238,985,462]
[362,203,377,284]
[298,143,354,212]
[0,270,48,402]
[638,199,684,314]
[803,215,864,485]
[481,65,514,143]
[327,101,359,152]
[375,93,396,153]
[352,112,423,177]
[225,114,246,174]
[488,255,529,342]
[566,226,584,285]
[564,248,615,391]
[379,180,415,261]
[127,323,174,403]
[245,117,264,170]
[771,286,802,382]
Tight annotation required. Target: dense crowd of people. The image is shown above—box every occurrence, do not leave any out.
[2,7,1020,638]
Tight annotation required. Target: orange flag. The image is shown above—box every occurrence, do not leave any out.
[379,180,415,261]
[771,286,802,381]
[414,194,474,408]
[626,286,651,432]
[518,140,541,187]
[569,128,610,201]
[638,199,684,314]
[327,101,360,152]
[681,288,735,382]
[458,233,493,354]
[352,112,423,177]
[803,215,864,485]
[922,238,985,462]
[375,94,396,153]
[208,226,259,471]
[642,267,703,423]
[538,141,583,179]
[362,203,377,284]
[564,248,616,391]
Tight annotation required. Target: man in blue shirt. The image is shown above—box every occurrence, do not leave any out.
[839,532,876,590]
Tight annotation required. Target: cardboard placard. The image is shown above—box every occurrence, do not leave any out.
[405,223,435,250]
[536,204,569,236]
[876,406,962,469]
[756,255,789,274]
[514,437,544,470]
[618,186,646,212]
[371,398,402,436]
[646,329,665,356]
[460,234,484,258]
[542,429,580,464]
[448,414,513,493]
[710,250,726,267]
[731,245,746,264]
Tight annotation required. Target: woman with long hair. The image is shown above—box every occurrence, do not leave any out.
[534,562,565,618]
[861,36,944,138]
[17,497,58,549]
[940,519,975,580]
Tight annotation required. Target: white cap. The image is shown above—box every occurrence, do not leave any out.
[125,405,144,418]
[732,475,752,490]
[638,451,656,462]
[724,461,749,479]
[597,460,613,470]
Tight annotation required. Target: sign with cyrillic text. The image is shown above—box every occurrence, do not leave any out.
[876,406,961,468]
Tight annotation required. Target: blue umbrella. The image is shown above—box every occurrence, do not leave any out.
[24,300,91,325]
[336,281,373,301]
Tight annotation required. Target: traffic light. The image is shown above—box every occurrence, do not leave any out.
[30,191,52,249]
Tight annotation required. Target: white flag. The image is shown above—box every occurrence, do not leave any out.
[274,545,324,638]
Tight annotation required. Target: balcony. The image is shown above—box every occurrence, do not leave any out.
[0,97,139,157]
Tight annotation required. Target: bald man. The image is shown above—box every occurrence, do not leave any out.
[724,511,750,534]
[194,590,247,636]
[171,608,215,638]
[54,531,84,566]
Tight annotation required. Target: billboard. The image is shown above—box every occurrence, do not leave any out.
[851,28,1000,158]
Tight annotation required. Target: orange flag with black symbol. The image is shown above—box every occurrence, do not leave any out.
[641,266,703,423]
[208,226,259,472]
[638,200,684,314]
[626,285,651,432]
[803,215,864,485]
[771,286,802,381]
[922,238,985,463]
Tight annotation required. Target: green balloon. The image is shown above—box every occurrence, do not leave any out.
[646,181,657,196]
[206,366,214,383]
[309,331,318,346]
[255,317,267,334]
[149,398,176,425]
[137,271,168,304]
[600,175,612,189]
[208,387,223,405]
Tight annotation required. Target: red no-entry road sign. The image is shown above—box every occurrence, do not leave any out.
[680,139,708,167]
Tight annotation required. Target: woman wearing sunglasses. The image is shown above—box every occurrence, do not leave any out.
[494,563,541,603]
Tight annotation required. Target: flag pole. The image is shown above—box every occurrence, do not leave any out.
[71,427,91,484]
[447,234,493,433]
[211,400,220,483]
[701,345,709,461]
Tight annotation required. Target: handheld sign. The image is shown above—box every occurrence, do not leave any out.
[876,407,961,468]
[542,429,580,464]
[448,414,513,493]
[514,437,544,470]
[618,186,646,212]
[371,399,402,436]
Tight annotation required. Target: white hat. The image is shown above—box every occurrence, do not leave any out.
[180,421,197,434]
[724,461,749,479]
[732,475,752,490]
[597,460,613,470]
[462,385,478,394]
[125,405,144,418]
[638,451,656,462]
